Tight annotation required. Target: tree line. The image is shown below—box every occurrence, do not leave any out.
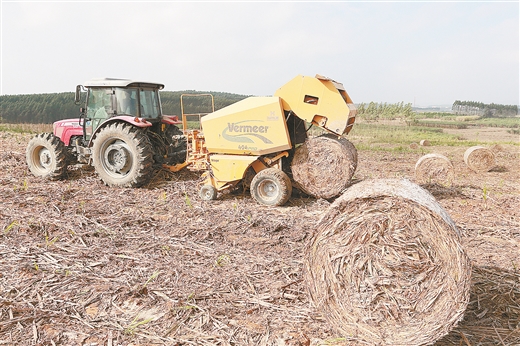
[2,91,516,124]
[0,91,248,124]
[356,101,415,120]
[452,100,518,117]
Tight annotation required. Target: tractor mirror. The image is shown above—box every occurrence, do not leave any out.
[74,85,83,105]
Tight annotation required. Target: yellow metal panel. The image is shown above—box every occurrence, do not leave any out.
[209,154,259,186]
[201,97,291,155]
[274,74,356,135]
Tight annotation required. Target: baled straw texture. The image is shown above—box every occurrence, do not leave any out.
[415,153,455,187]
[464,146,496,173]
[420,139,431,146]
[291,135,357,199]
[304,179,471,346]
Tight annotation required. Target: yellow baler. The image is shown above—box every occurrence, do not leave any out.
[194,74,357,206]
[274,74,357,135]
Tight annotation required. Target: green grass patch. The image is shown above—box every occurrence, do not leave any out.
[474,117,520,128]
[411,120,468,129]
[348,123,480,148]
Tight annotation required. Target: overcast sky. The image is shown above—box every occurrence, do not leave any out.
[1,1,518,107]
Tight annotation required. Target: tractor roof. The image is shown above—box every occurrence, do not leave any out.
[83,78,164,90]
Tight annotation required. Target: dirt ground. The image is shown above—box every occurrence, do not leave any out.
[0,129,519,346]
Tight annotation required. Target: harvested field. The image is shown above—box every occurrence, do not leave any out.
[1,131,519,346]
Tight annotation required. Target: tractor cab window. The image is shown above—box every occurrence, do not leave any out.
[87,88,112,120]
[139,88,161,119]
[115,88,138,117]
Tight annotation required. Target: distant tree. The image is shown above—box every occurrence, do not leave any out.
[452,100,517,117]
[356,101,414,120]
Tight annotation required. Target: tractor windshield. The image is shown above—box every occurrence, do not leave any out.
[87,88,112,120]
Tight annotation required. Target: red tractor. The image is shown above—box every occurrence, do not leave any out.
[26,78,186,187]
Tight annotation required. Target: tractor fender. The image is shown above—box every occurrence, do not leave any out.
[88,116,153,147]
[53,118,83,146]
[161,115,182,125]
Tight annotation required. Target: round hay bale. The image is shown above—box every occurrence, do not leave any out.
[304,179,471,345]
[409,142,419,150]
[464,146,496,172]
[420,139,431,146]
[489,144,504,153]
[291,134,357,199]
[415,153,454,187]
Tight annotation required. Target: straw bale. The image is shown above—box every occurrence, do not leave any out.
[489,144,504,153]
[304,179,471,346]
[464,146,496,172]
[291,135,357,199]
[409,143,419,149]
[415,153,454,187]
[420,139,431,146]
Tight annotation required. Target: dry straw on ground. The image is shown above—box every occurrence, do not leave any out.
[464,146,496,173]
[291,134,357,199]
[304,179,472,346]
[415,153,455,187]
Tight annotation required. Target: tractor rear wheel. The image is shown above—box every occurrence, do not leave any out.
[250,168,292,206]
[291,134,357,199]
[92,123,154,187]
[26,133,68,180]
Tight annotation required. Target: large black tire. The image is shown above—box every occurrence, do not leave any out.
[165,124,187,164]
[250,168,292,206]
[26,133,68,180]
[291,134,357,199]
[92,123,154,187]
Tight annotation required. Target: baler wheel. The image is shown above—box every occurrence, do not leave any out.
[250,168,292,206]
[199,185,218,201]
[92,122,154,187]
[26,133,69,180]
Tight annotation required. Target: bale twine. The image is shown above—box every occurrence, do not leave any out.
[291,134,357,199]
[420,139,431,146]
[415,153,455,187]
[463,146,496,172]
[304,179,471,345]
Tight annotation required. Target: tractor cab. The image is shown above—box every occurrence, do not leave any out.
[75,78,165,140]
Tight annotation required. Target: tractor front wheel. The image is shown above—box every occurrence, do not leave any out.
[250,168,292,206]
[26,133,69,180]
[92,123,154,187]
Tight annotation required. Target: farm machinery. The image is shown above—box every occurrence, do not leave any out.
[26,74,358,205]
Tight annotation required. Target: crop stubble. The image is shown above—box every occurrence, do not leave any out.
[0,131,519,345]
